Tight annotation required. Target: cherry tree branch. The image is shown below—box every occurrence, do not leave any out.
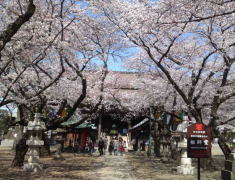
[0,0,35,52]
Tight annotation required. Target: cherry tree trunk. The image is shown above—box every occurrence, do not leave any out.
[150,107,161,157]
[153,138,161,157]
[211,119,231,159]
[11,133,28,167]
[39,133,50,157]
[218,134,231,159]
[152,118,161,157]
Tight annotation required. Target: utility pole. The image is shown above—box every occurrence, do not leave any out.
[128,121,132,148]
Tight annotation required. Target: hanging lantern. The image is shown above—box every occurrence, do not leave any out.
[110,124,118,135]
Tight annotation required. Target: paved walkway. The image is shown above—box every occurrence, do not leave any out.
[91,154,136,180]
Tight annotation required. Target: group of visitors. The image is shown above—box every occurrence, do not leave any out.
[108,137,125,156]
[97,136,126,156]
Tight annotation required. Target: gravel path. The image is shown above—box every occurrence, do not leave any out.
[0,147,222,180]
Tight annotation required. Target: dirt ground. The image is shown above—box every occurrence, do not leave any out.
[0,147,223,180]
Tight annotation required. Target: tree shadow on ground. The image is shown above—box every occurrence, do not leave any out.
[0,150,107,180]
[0,161,105,180]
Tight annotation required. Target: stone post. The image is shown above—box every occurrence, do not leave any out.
[177,137,195,175]
[23,113,46,172]
[222,149,235,180]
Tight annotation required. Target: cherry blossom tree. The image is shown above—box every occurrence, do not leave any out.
[90,0,235,158]
[0,0,36,107]
[0,0,125,166]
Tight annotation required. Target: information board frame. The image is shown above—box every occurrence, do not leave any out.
[187,123,212,158]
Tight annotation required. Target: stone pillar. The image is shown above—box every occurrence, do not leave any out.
[177,138,195,175]
[23,113,46,172]
[222,149,235,180]
[53,143,64,160]
[128,122,132,148]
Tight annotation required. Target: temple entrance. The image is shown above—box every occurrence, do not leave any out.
[92,113,129,150]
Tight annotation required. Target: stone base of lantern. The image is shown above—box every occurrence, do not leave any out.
[23,163,44,172]
[177,164,195,175]
[177,148,195,175]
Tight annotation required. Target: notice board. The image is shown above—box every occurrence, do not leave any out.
[187,123,212,158]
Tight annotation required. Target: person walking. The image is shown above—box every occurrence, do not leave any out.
[108,140,114,155]
[88,140,94,156]
[103,136,108,155]
[113,137,119,155]
[98,137,105,156]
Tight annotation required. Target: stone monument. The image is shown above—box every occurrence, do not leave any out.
[0,125,23,148]
[221,146,235,179]
[0,128,15,147]
[23,113,46,172]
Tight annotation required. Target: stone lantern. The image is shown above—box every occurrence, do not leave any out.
[175,119,195,175]
[24,113,46,172]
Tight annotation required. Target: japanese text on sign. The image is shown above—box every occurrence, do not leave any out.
[187,123,212,158]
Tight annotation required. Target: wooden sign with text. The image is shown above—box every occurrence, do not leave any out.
[187,123,212,158]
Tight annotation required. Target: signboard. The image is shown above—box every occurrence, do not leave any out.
[187,123,212,158]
